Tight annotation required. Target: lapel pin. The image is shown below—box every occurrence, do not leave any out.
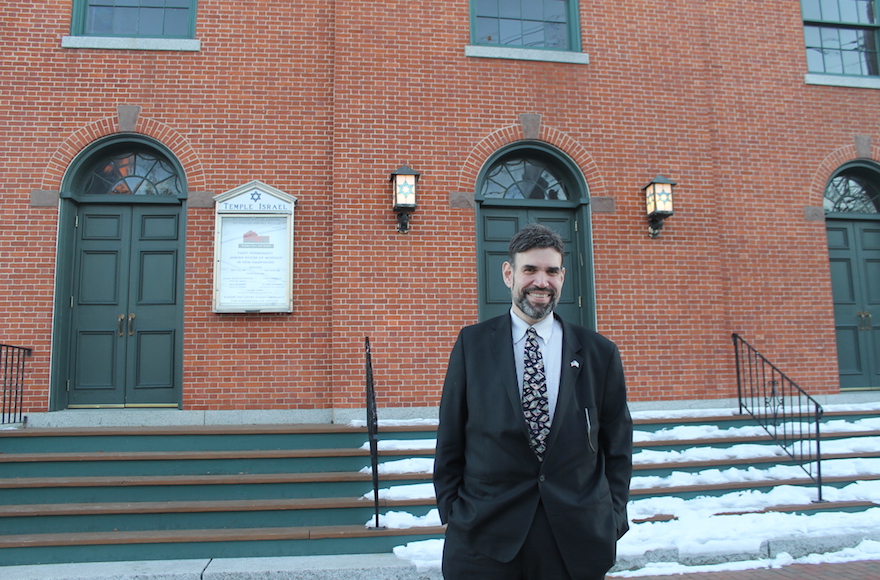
[570,360,580,368]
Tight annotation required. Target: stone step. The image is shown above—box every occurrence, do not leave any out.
[633,449,880,476]
[631,499,878,523]
[0,497,437,535]
[0,471,432,505]
[630,472,880,499]
[0,447,432,478]
[0,524,448,567]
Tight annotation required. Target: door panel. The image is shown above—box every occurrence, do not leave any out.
[68,204,183,407]
[834,327,862,375]
[124,206,182,405]
[828,221,880,389]
[79,252,122,303]
[134,331,175,388]
[69,207,132,406]
[74,331,119,389]
[139,252,177,303]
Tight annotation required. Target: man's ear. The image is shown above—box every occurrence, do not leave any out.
[502,261,514,289]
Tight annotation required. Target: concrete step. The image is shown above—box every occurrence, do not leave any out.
[0,471,433,505]
[0,497,437,535]
[0,524,447,567]
[0,448,433,478]
[0,424,436,454]
[631,499,879,523]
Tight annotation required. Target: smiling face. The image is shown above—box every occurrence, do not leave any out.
[502,247,565,325]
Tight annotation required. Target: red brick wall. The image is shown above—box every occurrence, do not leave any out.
[2,0,871,416]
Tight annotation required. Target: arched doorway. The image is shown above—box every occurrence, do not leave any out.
[51,136,188,409]
[825,160,880,390]
[475,141,595,327]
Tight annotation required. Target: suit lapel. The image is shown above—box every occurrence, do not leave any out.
[545,317,583,456]
[488,315,535,444]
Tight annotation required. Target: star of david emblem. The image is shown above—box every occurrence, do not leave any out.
[397,182,414,203]
[250,191,262,202]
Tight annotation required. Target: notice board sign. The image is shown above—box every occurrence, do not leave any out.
[213,181,297,313]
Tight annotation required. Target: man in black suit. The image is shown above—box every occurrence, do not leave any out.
[433,223,633,580]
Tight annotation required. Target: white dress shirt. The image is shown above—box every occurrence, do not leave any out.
[511,309,563,424]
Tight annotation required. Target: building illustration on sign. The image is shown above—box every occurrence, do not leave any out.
[242,230,270,245]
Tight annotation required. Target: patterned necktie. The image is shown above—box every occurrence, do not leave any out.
[522,327,550,460]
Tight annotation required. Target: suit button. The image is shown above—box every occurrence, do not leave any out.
[539,475,545,482]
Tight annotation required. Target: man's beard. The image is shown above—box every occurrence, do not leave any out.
[513,287,558,322]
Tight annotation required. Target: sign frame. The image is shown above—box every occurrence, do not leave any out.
[212,180,298,313]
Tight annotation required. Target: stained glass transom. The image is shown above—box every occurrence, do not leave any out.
[824,165,880,213]
[83,152,183,196]
[480,157,569,200]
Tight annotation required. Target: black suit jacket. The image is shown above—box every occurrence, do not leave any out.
[433,313,633,576]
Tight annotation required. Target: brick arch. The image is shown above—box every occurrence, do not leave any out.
[456,123,606,198]
[41,116,206,191]
[809,143,880,206]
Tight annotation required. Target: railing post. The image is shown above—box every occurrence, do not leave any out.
[733,334,745,415]
[814,401,824,503]
[364,337,382,529]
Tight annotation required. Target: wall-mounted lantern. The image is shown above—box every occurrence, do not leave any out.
[643,174,676,238]
[390,164,420,234]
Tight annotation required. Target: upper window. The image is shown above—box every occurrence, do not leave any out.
[472,0,578,51]
[824,162,880,213]
[71,0,196,38]
[803,0,879,76]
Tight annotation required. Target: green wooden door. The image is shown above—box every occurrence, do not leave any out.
[478,207,587,325]
[828,220,880,390]
[68,205,183,407]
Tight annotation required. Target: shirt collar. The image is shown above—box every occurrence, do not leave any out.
[510,308,556,344]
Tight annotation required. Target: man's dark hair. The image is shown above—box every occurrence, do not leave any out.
[507,223,565,265]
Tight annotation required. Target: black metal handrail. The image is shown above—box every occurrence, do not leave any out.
[732,333,825,501]
[364,337,383,528]
[1,344,32,425]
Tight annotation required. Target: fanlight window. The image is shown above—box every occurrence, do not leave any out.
[824,164,880,213]
[481,157,569,200]
[83,151,183,196]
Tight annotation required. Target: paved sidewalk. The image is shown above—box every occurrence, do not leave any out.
[620,559,880,579]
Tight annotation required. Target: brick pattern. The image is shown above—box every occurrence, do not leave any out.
[2,0,873,414]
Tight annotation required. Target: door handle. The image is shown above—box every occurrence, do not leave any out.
[128,313,136,336]
[117,314,126,337]
[866,311,873,331]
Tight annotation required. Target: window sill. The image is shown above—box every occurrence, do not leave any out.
[804,73,880,90]
[61,36,200,51]
[465,45,589,65]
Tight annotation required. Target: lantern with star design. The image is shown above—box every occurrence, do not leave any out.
[643,174,676,238]
[390,164,420,234]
